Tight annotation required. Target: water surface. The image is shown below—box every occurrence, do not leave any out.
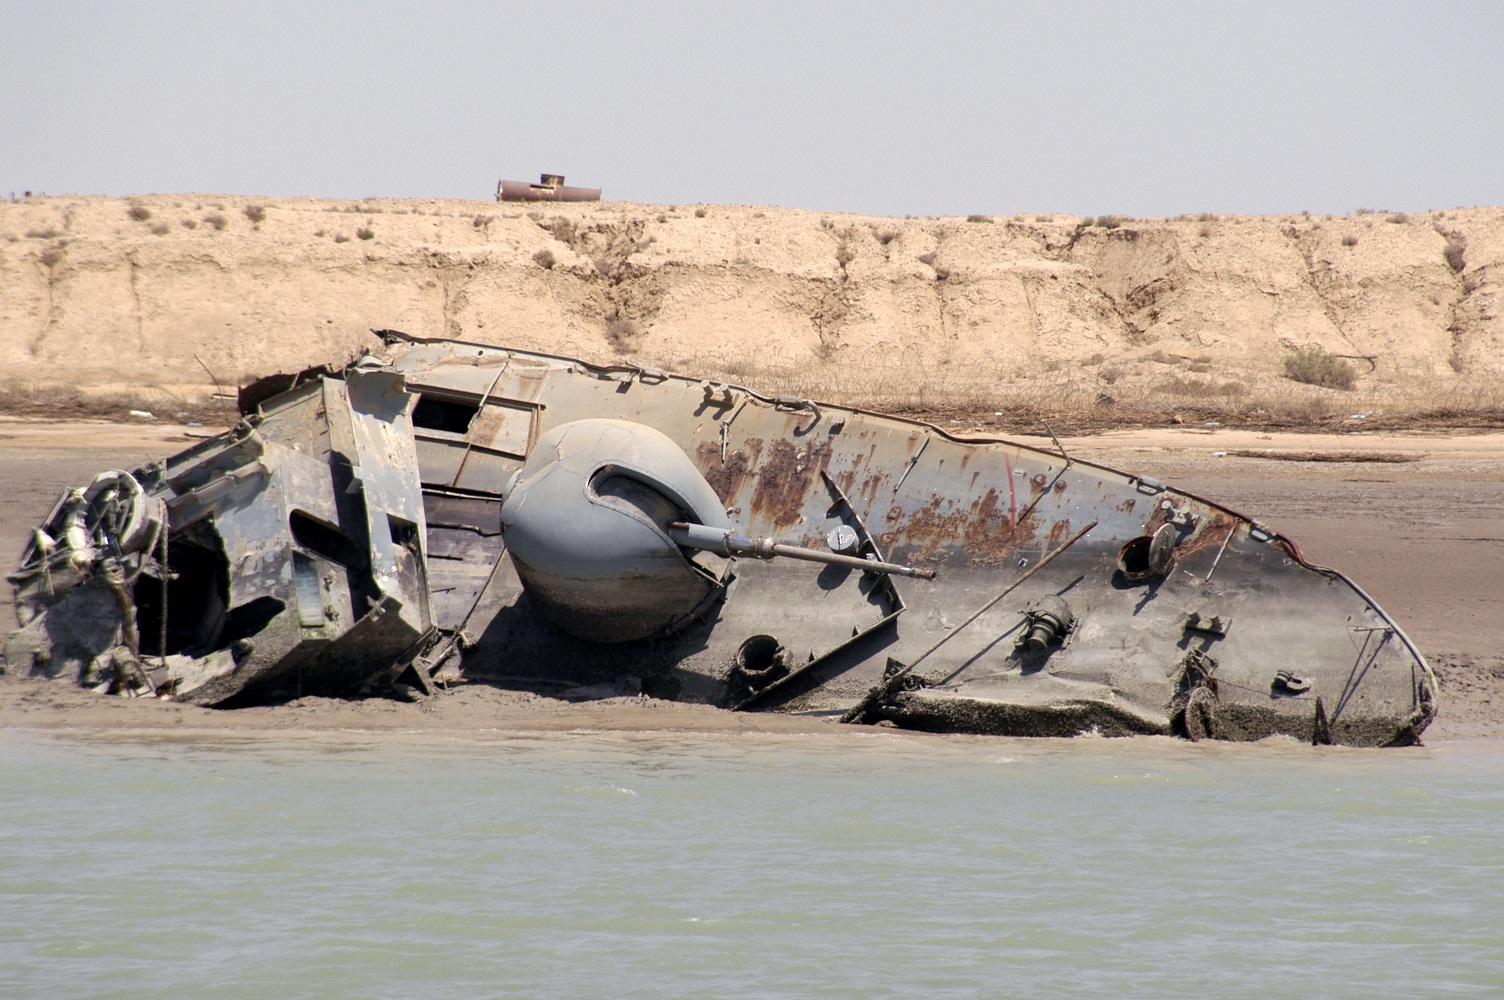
[2,730,1500,999]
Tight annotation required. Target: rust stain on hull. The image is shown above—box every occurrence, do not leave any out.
[748,438,832,530]
[886,488,1034,567]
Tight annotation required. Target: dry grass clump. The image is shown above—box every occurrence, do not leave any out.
[648,344,1504,435]
[244,205,267,224]
[0,380,222,424]
[127,205,152,222]
[203,213,228,231]
[356,226,375,241]
[532,249,556,270]
[1283,348,1356,390]
[24,227,59,239]
[1152,376,1244,398]
[966,214,993,224]
[1341,234,1359,247]
[149,223,170,236]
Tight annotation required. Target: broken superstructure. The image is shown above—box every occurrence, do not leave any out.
[5,333,1437,745]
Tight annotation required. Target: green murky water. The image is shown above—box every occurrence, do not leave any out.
[2,729,1500,999]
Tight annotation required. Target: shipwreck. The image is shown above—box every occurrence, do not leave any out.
[6,332,1436,745]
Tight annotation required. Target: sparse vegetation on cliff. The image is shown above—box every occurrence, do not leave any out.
[1,196,1499,435]
[1284,348,1356,390]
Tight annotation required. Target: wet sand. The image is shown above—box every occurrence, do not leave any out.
[3,418,1500,742]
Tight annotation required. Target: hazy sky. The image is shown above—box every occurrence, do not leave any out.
[4,1,1501,217]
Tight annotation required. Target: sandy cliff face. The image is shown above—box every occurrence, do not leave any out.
[1,196,1499,416]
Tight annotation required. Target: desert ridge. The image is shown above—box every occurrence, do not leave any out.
[0,196,1500,426]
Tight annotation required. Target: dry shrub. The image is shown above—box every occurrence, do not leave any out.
[203,213,228,231]
[356,226,375,241]
[604,317,641,352]
[546,216,577,245]
[1386,213,1410,224]
[1283,348,1355,390]
[1444,237,1466,274]
[1096,215,1127,230]
[127,205,152,222]
[333,234,350,244]
[244,205,267,224]
[694,207,707,218]
[24,227,58,239]
[1341,234,1358,247]
[532,249,556,270]
[835,242,855,268]
[966,214,993,223]
[873,229,898,246]
[149,223,170,236]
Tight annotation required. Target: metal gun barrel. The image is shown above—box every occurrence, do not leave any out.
[668,522,936,580]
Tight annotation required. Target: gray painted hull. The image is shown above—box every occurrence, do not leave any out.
[6,333,1436,745]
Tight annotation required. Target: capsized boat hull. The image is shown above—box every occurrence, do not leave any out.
[5,333,1436,745]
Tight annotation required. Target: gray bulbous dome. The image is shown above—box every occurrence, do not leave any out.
[500,419,732,643]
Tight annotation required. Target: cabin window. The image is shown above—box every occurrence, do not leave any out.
[412,394,479,434]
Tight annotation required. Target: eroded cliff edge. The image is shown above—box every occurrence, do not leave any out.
[2,196,1500,425]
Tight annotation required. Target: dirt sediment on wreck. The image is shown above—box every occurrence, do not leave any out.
[2,196,1502,430]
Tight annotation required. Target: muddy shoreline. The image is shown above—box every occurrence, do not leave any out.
[3,417,1500,743]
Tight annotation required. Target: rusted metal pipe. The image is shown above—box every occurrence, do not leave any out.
[497,174,601,202]
[667,522,937,580]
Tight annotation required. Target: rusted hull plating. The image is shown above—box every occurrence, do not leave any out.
[4,333,1437,745]
[496,175,601,202]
